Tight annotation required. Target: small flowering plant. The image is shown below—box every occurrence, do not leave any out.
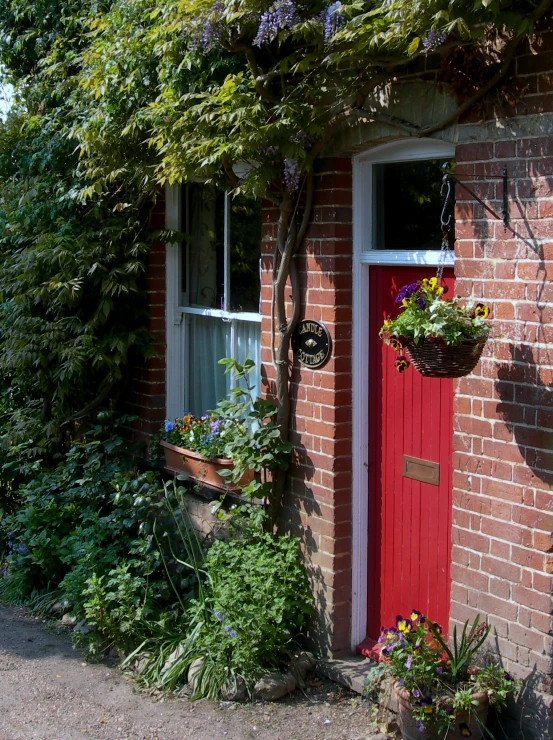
[162,414,244,461]
[375,611,519,736]
[379,277,491,373]
[161,358,292,501]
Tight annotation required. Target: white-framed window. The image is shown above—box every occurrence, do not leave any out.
[353,139,456,266]
[165,183,262,419]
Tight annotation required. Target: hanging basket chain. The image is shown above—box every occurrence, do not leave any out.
[436,166,454,283]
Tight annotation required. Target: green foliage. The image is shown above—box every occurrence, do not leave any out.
[0,419,198,654]
[380,277,491,347]
[213,358,292,501]
[429,613,491,683]
[127,493,313,698]
[0,107,156,442]
[69,0,547,198]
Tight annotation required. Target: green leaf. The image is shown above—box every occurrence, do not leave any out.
[408,37,420,55]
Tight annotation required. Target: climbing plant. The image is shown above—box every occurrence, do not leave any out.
[0,1,158,450]
[0,0,550,512]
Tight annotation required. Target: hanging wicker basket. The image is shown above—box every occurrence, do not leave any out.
[406,336,487,378]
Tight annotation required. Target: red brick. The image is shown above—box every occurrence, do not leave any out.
[512,585,552,614]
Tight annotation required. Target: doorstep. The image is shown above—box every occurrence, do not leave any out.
[316,655,399,714]
[316,654,374,695]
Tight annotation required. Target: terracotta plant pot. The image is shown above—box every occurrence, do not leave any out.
[160,440,254,493]
[394,682,489,740]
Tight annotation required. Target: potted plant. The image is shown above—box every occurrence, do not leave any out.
[160,358,292,498]
[379,277,491,378]
[371,611,519,740]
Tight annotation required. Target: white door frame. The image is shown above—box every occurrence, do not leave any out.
[350,139,456,649]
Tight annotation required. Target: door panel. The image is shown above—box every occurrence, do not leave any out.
[367,266,454,640]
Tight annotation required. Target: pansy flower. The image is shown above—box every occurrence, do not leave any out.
[394,357,410,374]
[389,336,404,351]
[396,616,413,633]
[421,277,438,292]
[459,723,472,737]
[416,297,426,310]
[421,696,433,715]
[432,621,443,634]
[474,303,490,319]
[410,609,424,623]
[395,282,419,304]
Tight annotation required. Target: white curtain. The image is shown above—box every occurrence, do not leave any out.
[186,315,261,416]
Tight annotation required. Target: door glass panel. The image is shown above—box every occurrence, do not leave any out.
[372,159,453,251]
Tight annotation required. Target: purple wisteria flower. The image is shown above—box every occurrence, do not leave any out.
[322,1,344,45]
[193,0,224,51]
[254,0,299,46]
[284,158,300,191]
[165,421,175,432]
[422,29,447,54]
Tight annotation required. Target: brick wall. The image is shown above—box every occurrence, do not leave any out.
[124,193,167,450]
[450,31,553,735]
[260,157,354,657]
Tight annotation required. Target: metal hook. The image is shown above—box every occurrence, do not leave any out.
[440,162,454,228]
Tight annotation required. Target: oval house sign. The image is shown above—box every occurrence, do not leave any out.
[291,320,332,369]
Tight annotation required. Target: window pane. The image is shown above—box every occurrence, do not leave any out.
[187,313,229,415]
[229,195,262,313]
[184,184,225,308]
[373,159,453,251]
[186,315,261,416]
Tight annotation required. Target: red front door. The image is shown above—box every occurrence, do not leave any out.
[366,266,454,642]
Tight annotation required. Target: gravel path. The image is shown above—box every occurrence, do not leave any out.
[0,604,389,740]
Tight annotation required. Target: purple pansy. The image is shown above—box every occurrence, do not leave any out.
[395,283,419,304]
[165,421,175,432]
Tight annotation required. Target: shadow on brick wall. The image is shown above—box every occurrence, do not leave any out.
[487,631,553,739]
[496,343,553,487]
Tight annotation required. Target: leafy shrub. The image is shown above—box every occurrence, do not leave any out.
[0,418,198,654]
[132,507,313,698]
